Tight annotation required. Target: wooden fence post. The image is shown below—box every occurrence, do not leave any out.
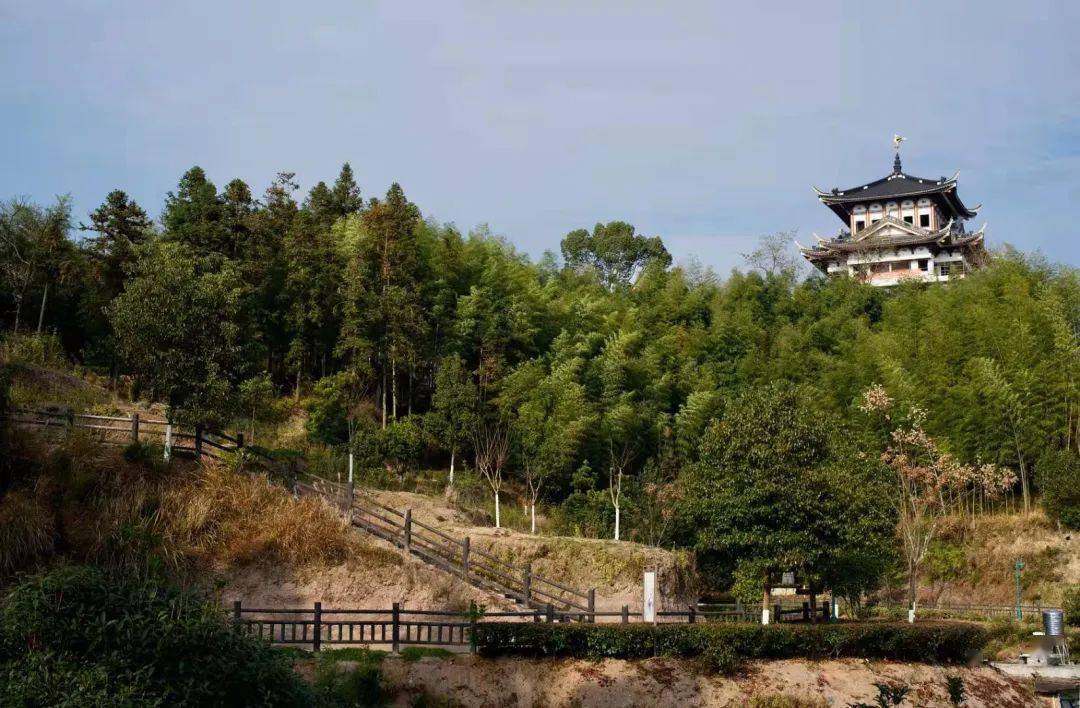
[802,601,810,622]
[622,605,629,624]
[233,599,242,624]
[313,601,322,652]
[588,588,596,623]
[236,432,244,449]
[403,509,412,552]
[65,408,74,431]
[469,601,478,653]
[131,413,139,442]
[689,605,697,624]
[546,603,554,624]
[392,602,400,653]
[461,537,470,580]
[773,603,782,624]
[523,563,532,605]
[194,424,203,460]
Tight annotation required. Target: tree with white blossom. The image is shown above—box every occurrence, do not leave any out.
[860,384,1014,611]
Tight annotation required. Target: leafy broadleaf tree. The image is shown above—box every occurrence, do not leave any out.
[109,242,255,426]
[561,220,671,289]
[673,384,894,618]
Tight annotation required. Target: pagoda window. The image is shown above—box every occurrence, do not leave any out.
[903,215,913,224]
[853,218,865,233]
[920,213,931,228]
[918,259,929,271]
[938,263,951,277]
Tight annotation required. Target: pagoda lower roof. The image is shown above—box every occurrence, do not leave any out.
[799,218,985,261]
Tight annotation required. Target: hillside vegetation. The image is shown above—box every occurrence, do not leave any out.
[3,166,1079,612]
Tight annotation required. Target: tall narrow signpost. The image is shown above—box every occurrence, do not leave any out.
[643,568,656,624]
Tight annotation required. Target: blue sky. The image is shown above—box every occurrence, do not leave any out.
[2,1,1078,272]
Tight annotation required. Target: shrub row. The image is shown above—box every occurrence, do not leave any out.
[1,565,313,706]
[473,621,987,665]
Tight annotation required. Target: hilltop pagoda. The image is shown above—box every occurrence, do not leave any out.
[800,139,987,285]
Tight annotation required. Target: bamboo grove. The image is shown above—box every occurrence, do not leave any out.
[2,164,1079,598]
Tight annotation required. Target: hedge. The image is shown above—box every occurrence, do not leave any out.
[473,621,987,664]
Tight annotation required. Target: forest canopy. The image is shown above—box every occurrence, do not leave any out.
[2,165,1079,590]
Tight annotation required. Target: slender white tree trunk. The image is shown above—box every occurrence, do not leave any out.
[494,490,501,528]
[449,447,455,487]
[380,371,386,429]
[530,502,536,534]
[614,505,621,541]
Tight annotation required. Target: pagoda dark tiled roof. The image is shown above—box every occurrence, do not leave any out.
[815,157,980,222]
[821,172,956,203]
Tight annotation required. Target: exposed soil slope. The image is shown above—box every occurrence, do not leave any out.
[912,511,1078,608]
[373,656,1036,708]
[364,489,699,612]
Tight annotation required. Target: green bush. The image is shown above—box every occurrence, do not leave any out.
[473,621,987,665]
[0,565,313,706]
[0,332,68,368]
[314,647,385,707]
[1038,449,1080,529]
[1,650,159,707]
[1064,586,1080,627]
[400,646,454,662]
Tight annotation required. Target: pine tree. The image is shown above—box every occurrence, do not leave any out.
[162,167,227,255]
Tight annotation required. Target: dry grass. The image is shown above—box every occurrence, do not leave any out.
[159,464,354,571]
[2,432,366,580]
[0,490,54,575]
[924,509,1077,607]
[747,694,828,708]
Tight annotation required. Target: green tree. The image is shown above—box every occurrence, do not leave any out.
[237,373,275,443]
[162,166,228,256]
[81,190,153,297]
[425,354,478,488]
[561,220,671,289]
[0,198,74,334]
[339,183,424,427]
[109,242,254,426]
[1038,449,1080,529]
[673,384,892,617]
[500,358,595,533]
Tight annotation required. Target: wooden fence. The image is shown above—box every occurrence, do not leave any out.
[867,601,1060,622]
[233,600,772,652]
[9,406,282,474]
[347,491,596,616]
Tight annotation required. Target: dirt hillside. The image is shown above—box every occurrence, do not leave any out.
[374,656,1036,708]
[912,511,1078,608]
[364,489,699,612]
